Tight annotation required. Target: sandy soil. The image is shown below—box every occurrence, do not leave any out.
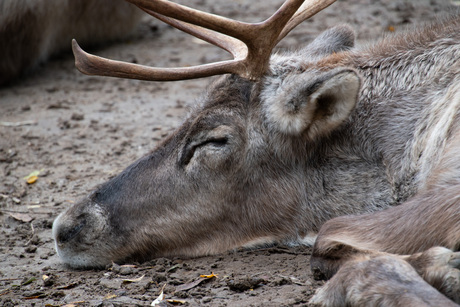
[0,0,457,306]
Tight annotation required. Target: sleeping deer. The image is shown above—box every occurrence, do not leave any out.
[0,0,143,85]
[52,0,460,305]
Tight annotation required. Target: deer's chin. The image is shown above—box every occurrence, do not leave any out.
[54,244,111,269]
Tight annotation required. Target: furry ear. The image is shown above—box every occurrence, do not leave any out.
[302,25,355,57]
[262,69,360,140]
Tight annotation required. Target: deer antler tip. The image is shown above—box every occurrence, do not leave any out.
[71,39,97,76]
[71,39,80,53]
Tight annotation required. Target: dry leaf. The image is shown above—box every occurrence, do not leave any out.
[122,274,145,284]
[26,175,38,184]
[104,293,117,300]
[24,169,44,184]
[167,264,181,272]
[151,284,166,306]
[9,213,33,223]
[0,120,36,127]
[56,282,79,290]
[24,294,46,300]
[175,278,207,292]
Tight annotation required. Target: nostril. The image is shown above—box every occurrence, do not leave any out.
[57,219,86,244]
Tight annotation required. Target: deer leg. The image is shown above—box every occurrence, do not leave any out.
[310,252,459,307]
[311,182,460,276]
[404,247,460,303]
[310,185,460,303]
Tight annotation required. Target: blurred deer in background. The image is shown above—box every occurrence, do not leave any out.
[0,0,143,85]
[52,0,460,305]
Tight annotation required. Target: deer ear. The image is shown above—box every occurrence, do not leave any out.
[262,69,360,139]
[302,25,355,57]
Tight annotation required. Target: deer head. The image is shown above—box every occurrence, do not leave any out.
[52,0,365,268]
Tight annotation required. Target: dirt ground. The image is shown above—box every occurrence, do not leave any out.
[0,0,458,306]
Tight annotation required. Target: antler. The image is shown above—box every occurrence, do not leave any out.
[72,0,336,81]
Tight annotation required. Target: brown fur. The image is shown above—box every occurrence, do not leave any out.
[0,0,143,85]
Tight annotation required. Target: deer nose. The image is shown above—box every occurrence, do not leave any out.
[55,217,87,244]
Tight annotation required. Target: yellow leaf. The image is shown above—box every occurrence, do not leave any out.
[199,273,218,279]
[24,169,44,184]
[26,175,38,184]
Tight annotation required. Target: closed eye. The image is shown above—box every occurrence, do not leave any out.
[181,137,228,165]
[200,137,228,148]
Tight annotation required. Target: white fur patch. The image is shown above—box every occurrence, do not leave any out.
[242,236,277,249]
[409,74,460,188]
[298,233,318,246]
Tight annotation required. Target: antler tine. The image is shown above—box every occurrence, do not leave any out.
[126,0,260,43]
[141,8,247,59]
[72,39,242,81]
[72,0,336,82]
[277,0,337,44]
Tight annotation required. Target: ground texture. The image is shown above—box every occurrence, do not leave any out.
[0,0,458,306]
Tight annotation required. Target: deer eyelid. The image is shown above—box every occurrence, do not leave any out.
[180,136,229,166]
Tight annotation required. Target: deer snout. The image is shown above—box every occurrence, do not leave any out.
[54,216,87,244]
[52,200,114,268]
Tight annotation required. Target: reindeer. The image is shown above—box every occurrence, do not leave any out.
[0,0,143,85]
[52,0,460,305]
